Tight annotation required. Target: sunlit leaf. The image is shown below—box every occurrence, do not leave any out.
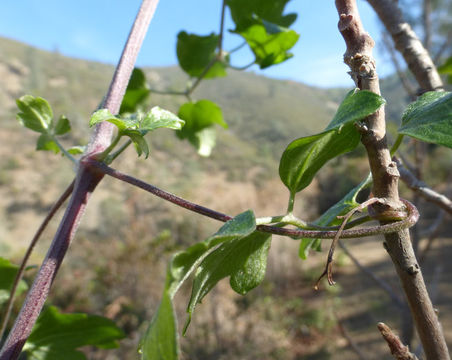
[67,146,86,155]
[90,109,129,130]
[279,124,360,194]
[16,95,53,133]
[279,90,384,194]
[176,32,226,78]
[177,100,226,156]
[235,19,299,69]
[141,107,184,132]
[140,291,178,360]
[326,89,386,130]
[399,91,452,148]
[185,230,268,332]
[23,306,124,360]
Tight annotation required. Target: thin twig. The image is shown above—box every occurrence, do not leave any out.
[315,198,380,289]
[0,180,74,343]
[338,240,404,307]
[377,323,419,360]
[335,314,368,360]
[394,157,452,215]
[88,160,420,239]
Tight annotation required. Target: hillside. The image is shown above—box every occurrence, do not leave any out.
[3,36,445,360]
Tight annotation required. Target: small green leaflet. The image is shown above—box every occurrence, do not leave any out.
[177,99,227,156]
[140,210,256,356]
[0,257,28,305]
[279,89,385,194]
[185,231,271,333]
[90,107,184,158]
[299,174,371,259]
[176,31,227,78]
[23,306,124,360]
[17,95,53,133]
[398,91,452,148]
[140,291,178,360]
[16,96,74,156]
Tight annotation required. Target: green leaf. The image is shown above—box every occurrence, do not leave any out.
[140,291,178,360]
[185,231,270,332]
[0,258,28,305]
[178,100,227,133]
[120,68,150,114]
[279,124,360,194]
[67,146,86,155]
[235,19,299,69]
[230,232,271,295]
[36,134,60,153]
[279,89,385,194]
[124,130,150,158]
[176,32,226,78]
[16,95,53,133]
[227,0,296,31]
[398,91,452,148]
[141,107,185,132]
[166,210,256,297]
[23,306,124,360]
[141,210,256,356]
[90,109,128,130]
[177,100,226,156]
[299,174,371,259]
[53,115,71,135]
[326,89,386,130]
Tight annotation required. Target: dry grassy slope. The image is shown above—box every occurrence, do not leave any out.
[0,36,346,253]
[1,36,450,360]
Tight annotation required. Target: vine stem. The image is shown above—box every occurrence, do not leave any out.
[0,1,159,358]
[87,160,419,239]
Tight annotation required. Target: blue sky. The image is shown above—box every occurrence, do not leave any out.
[0,0,394,88]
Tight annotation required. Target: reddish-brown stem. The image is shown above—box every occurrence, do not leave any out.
[0,1,159,358]
[87,160,419,239]
[0,180,74,343]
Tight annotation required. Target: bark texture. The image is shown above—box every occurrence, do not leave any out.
[335,1,450,359]
[366,0,443,92]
